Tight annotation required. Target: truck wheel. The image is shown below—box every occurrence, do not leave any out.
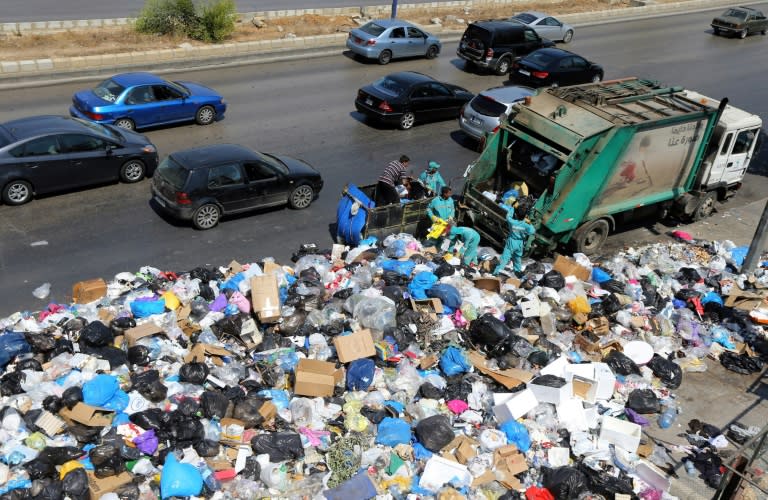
[691,192,716,221]
[573,219,609,255]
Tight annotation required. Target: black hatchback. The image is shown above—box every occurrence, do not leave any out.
[510,47,603,87]
[151,144,323,229]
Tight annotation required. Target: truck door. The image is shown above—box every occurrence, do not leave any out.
[721,128,759,185]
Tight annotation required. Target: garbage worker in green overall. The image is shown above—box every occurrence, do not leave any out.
[445,224,481,266]
[419,161,446,196]
[493,210,535,276]
[427,186,455,223]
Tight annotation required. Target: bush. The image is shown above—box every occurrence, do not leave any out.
[195,0,237,43]
[135,0,237,43]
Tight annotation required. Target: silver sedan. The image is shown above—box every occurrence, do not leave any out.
[509,11,574,43]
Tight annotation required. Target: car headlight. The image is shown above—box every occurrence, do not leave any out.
[142,145,157,153]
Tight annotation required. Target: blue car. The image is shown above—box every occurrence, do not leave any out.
[69,72,227,131]
[346,19,441,65]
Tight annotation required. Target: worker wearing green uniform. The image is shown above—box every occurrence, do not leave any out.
[427,186,455,222]
[419,161,446,196]
[493,211,535,276]
[445,225,481,266]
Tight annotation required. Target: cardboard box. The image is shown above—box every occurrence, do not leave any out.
[184,343,232,364]
[250,275,281,323]
[553,254,591,281]
[599,415,641,452]
[60,403,114,427]
[87,471,133,500]
[493,389,539,422]
[124,322,166,347]
[473,277,501,293]
[334,329,376,363]
[410,298,444,320]
[293,359,342,397]
[72,278,107,304]
[527,376,572,405]
[571,375,598,404]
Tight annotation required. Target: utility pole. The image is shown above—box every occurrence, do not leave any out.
[741,199,768,274]
[391,0,398,19]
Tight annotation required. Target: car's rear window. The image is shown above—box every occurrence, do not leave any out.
[525,51,557,66]
[93,79,125,103]
[0,126,12,148]
[373,76,406,97]
[360,22,386,36]
[464,25,492,43]
[157,157,189,189]
[513,13,537,24]
[470,95,507,117]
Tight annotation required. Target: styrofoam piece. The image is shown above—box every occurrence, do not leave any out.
[624,340,654,365]
[565,362,616,401]
[519,294,541,318]
[493,388,539,422]
[540,355,569,378]
[420,456,472,491]
[635,461,671,492]
[557,397,588,432]
[548,447,570,467]
[527,378,572,405]
[599,415,641,453]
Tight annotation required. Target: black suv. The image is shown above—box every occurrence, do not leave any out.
[457,21,555,75]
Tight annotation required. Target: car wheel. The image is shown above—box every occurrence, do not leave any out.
[551,82,559,88]
[495,58,511,75]
[378,50,392,65]
[573,219,610,255]
[195,105,216,125]
[193,203,221,230]
[464,60,476,71]
[563,30,574,43]
[739,29,748,39]
[712,27,720,35]
[2,180,33,206]
[426,45,439,59]
[120,159,146,183]
[289,184,314,209]
[591,73,602,83]
[114,118,135,130]
[399,111,416,130]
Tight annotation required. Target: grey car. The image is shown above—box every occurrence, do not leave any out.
[346,19,441,65]
[509,11,575,43]
[459,85,535,148]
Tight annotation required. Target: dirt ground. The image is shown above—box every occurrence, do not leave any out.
[0,1,654,61]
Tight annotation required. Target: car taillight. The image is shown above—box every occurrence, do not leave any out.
[366,38,376,46]
[491,125,500,133]
[532,71,549,79]
[175,192,192,205]
[378,101,393,112]
[512,62,519,69]
[87,111,104,120]
[484,48,493,60]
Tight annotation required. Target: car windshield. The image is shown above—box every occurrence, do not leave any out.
[513,13,537,24]
[71,118,122,141]
[93,79,125,103]
[471,95,507,117]
[525,51,557,66]
[722,9,747,20]
[258,152,289,175]
[360,22,386,36]
[157,157,190,190]
[373,76,406,97]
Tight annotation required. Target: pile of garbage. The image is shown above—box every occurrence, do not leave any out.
[0,232,766,500]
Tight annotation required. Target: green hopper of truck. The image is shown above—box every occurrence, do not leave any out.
[460,77,763,255]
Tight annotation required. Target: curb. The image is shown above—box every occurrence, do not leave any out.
[0,0,738,88]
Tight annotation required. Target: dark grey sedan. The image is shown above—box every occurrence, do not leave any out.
[0,115,158,205]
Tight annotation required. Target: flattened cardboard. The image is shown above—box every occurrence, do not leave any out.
[72,278,107,304]
[124,322,165,347]
[184,343,232,363]
[334,329,376,363]
[468,351,532,389]
[725,290,767,311]
[571,375,598,404]
[473,277,501,293]
[553,254,591,282]
[228,260,244,275]
[262,261,282,275]
[294,359,342,397]
[60,402,114,427]
[258,401,277,422]
[87,471,133,500]
[250,275,282,323]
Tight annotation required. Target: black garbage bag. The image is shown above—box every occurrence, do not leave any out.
[42,395,63,414]
[531,374,567,388]
[527,350,550,367]
[647,354,683,388]
[15,357,42,371]
[506,334,535,358]
[79,344,127,370]
[524,261,546,275]
[419,382,443,400]
[280,310,307,336]
[539,270,565,290]
[415,415,454,452]
[251,433,304,462]
[382,270,409,286]
[167,412,205,444]
[201,391,230,419]
[601,279,626,294]
[604,350,640,376]
[119,443,141,461]
[434,261,456,278]
[174,398,200,418]
[504,308,524,329]
[469,314,513,355]
[542,466,588,499]
[23,409,44,433]
[24,457,56,480]
[80,321,114,347]
[37,446,86,465]
[32,478,66,500]
[24,332,56,352]
[67,422,103,444]
[333,287,354,300]
[127,345,151,366]
[627,389,661,414]
[720,351,763,374]
[691,449,723,488]
[578,463,636,499]
[361,406,389,425]
[132,371,167,403]
[677,267,702,285]
[90,445,123,478]
[194,439,221,457]
[62,386,84,409]
[110,316,136,332]
[241,455,261,481]
[179,362,209,384]
[62,468,89,500]
[211,315,244,340]
[114,482,140,500]
[129,408,168,432]
[675,288,700,302]
[233,398,267,428]
[601,293,622,315]
[63,317,88,336]
[688,419,721,439]
[223,385,246,402]
[0,371,25,396]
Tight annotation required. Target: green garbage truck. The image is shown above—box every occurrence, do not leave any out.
[460,77,763,255]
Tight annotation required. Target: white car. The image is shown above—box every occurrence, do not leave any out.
[510,11,574,43]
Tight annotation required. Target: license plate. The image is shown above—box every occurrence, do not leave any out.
[519,69,530,76]
[470,116,481,125]
[365,98,373,106]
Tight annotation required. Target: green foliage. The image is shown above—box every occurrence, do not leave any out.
[135,0,237,43]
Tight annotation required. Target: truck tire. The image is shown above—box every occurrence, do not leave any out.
[572,219,610,255]
[691,191,716,221]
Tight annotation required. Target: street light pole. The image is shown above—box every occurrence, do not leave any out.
[741,199,768,274]
[391,0,398,19]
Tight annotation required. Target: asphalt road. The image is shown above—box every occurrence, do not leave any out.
[3,0,431,22]
[1,7,767,316]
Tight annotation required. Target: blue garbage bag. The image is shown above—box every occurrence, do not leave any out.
[385,240,409,259]
[130,298,166,318]
[701,291,723,306]
[381,259,415,276]
[375,417,411,447]
[729,246,748,266]
[220,273,245,292]
[347,358,375,391]
[82,374,129,412]
[500,420,530,452]
[323,471,377,500]
[413,442,433,460]
[426,283,462,310]
[0,332,30,370]
[160,453,203,499]
[409,272,438,300]
[591,268,612,283]
[439,346,470,376]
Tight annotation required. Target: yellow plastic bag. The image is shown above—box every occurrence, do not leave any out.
[59,460,84,480]
[161,290,181,310]
[427,218,448,239]
[568,295,591,314]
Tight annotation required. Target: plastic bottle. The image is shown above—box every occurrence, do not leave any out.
[658,403,677,429]
[197,461,222,491]
[256,454,287,490]
[684,459,696,476]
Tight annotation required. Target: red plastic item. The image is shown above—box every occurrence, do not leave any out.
[214,469,236,481]
[526,486,554,500]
